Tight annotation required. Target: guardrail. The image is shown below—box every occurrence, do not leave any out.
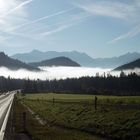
[0,93,15,140]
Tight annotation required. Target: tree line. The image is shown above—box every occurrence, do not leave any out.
[0,76,24,92]
[0,72,140,96]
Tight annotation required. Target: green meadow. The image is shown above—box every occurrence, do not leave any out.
[15,93,140,140]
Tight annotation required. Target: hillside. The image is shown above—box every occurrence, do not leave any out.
[12,50,94,66]
[29,57,80,67]
[12,50,140,68]
[114,58,140,70]
[0,52,40,71]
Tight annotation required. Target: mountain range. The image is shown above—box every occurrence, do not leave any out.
[29,57,80,67]
[0,50,140,71]
[12,50,93,66]
[0,52,39,71]
[114,58,140,71]
[12,50,140,68]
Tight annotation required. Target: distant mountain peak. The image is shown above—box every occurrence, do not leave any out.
[11,51,140,68]
[0,52,40,71]
[0,52,6,57]
[114,58,140,70]
[29,56,80,67]
[31,49,42,53]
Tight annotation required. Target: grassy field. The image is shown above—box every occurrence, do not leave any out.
[25,93,140,104]
[18,93,140,140]
[14,95,105,140]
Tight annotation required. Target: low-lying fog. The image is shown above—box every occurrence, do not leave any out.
[0,66,139,80]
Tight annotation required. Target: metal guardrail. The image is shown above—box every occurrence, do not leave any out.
[0,93,15,140]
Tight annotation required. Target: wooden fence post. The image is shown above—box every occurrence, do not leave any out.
[95,96,98,110]
[23,112,27,132]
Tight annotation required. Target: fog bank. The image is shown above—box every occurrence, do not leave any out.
[0,66,139,80]
[0,66,111,80]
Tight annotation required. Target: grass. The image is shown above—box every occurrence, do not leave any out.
[13,96,103,140]
[25,93,140,104]
[18,93,140,140]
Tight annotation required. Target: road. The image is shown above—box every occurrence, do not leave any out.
[0,91,15,140]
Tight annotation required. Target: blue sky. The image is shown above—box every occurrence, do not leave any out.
[0,0,140,58]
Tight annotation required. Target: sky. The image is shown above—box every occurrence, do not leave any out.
[0,0,140,58]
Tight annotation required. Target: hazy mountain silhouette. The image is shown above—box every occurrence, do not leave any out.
[114,58,140,70]
[92,52,140,68]
[12,50,93,66]
[29,57,80,67]
[0,52,40,71]
[12,50,140,68]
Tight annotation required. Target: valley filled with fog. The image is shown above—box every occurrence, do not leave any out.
[0,66,139,80]
[0,66,110,80]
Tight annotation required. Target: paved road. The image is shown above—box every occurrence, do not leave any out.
[0,91,15,140]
